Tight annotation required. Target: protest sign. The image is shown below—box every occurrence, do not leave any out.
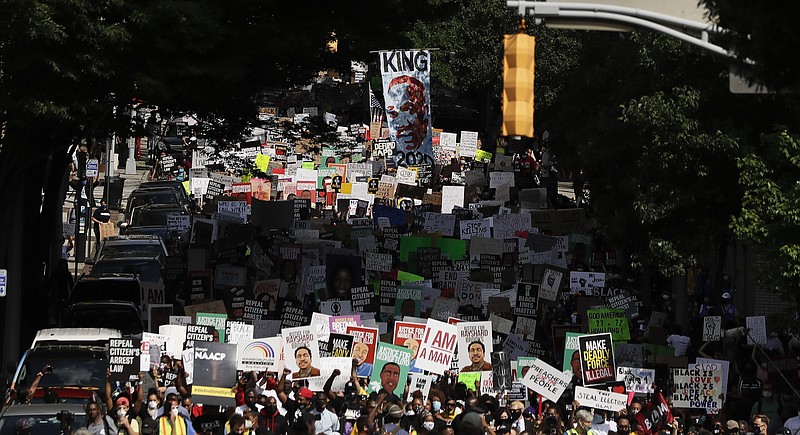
[539,268,563,302]
[459,218,491,240]
[407,373,435,401]
[225,320,253,345]
[395,286,422,317]
[108,338,141,385]
[702,316,722,342]
[515,282,538,318]
[562,332,582,372]
[369,342,413,396]
[587,308,630,341]
[671,363,724,410]
[322,333,354,358]
[574,386,628,412]
[516,357,537,380]
[441,186,464,214]
[616,366,655,394]
[282,326,321,380]
[185,324,215,349]
[696,358,729,404]
[578,333,616,385]
[192,343,237,406]
[346,326,379,378]
[329,315,361,335]
[236,337,283,372]
[633,393,674,435]
[491,352,513,392]
[365,252,393,272]
[746,316,767,345]
[519,358,572,402]
[456,321,493,373]
[350,285,378,314]
[196,312,227,343]
[393,321,425,371]
[416,318,458,374]
[569,271,606,295]
[308,357,353,392]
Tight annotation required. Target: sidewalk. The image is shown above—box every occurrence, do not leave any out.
[62,155,152,267]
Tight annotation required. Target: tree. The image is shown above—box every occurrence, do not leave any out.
[731,129,800,314]
[0,0,359,360]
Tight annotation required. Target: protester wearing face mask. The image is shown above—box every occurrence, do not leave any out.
[135,392,161,435]
[413,412,437,435]
[506,401,526,434]
[401,397,425,432]
[259,396,288,435]
[590,410,617,435]
[114,397,140,435]
[752,415,770,435]
[157,397,196,435]
[567,409,597,435]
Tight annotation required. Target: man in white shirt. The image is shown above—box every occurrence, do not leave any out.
[667,325,691,356]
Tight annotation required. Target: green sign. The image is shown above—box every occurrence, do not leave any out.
[587,308,630,341]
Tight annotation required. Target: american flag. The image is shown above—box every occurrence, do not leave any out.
[369,84,385,124]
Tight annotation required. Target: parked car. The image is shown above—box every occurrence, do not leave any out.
[124,187,184,217]
[61,301,144,337]
[7,328,120,405]
[88,254,165,284]
[69,274,141,309]
[87,234,168,265]
[121,204,191,248]
[139,180,191,206]
[0,403,88,435]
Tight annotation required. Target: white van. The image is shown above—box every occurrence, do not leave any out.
[7,328,122,404]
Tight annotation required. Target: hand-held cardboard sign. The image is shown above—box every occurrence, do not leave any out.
[578,333,616,385]
[415,318,458,375]
[519,358,571,402]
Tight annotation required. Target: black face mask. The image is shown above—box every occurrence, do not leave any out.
[510,410,522,420]
[264,405,277,415]
[315,402,326,412]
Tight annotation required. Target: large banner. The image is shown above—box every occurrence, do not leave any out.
[378,49,434,168]
[193,343,237,406]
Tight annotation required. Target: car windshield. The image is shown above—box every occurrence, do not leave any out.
[90,261,162,283]
[64,307,141,334]
[128,193,178,210]
[99,244,163,259]
[17,348,108,389]
[0,413,88,435]
[70,280,140,306]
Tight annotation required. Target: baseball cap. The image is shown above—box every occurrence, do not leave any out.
[722,292,731,299]
[726,421,739,430]
[384,404,403,419]
[298,387,314,399]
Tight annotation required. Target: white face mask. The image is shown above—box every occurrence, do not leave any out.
[117,408,128,417]
[148,400,158,410]
[422,422,435,431]
[245,420,253,429]
[170,407,179,417]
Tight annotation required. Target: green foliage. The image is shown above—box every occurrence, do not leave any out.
[732,130,800,299]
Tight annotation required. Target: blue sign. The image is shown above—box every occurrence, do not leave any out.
[0,269,6,297]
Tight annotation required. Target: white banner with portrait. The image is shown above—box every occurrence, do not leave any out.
[378,49,434,168]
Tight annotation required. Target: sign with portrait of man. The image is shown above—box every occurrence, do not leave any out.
[379,49,434,167]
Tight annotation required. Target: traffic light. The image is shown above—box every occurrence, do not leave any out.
[502,32,536,137]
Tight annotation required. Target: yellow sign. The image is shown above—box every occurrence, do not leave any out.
[255,154,270,173]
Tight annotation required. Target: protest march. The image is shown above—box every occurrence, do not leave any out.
[14,48,800,435]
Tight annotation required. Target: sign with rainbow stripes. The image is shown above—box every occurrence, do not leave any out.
[237,337,283,372]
